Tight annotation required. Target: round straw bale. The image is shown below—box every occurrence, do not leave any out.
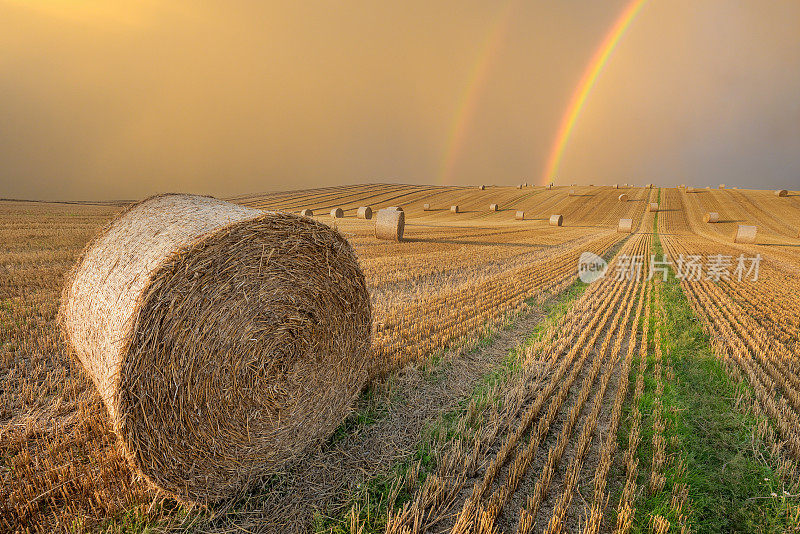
[703,212,720,223]
[385,206,403,212]
[546,184,553,189]
[478,185,485,190]
[686,186,695,192]
[733,225,757,244]
[375,208,405,241]
[450,205,460,213]
[646,183,653,188]
[618,218,633,233]
[517,184,523,189]
[618,193,629,202]
[613,184,619,189]
[549,214,563,226]
[299,209,314,217]
[59,194,372,503]
[489,203,499,211]
[719,184,726,189]
[775,189,788,197]
[524,182,528,187]
[569,189,576,196]
[515,210,525,220]
[648,202,659,212]
[423,203,431,211]
[330,207,344,218]
[679,184,686,188]
[357,206,372,220]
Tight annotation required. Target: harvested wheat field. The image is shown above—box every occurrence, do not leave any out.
[3,184,800,534]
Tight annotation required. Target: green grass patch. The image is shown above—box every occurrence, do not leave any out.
[622,211,798,533]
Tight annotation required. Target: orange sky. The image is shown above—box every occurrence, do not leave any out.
[1,1,798,200]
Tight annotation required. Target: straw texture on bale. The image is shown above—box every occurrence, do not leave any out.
[330,207,344,218]
[515,210,525,221]
[618,218,633,233]
[489,203,499,211]
[375,208,405,241]
[648,203,659,212]
[386,206,403,212]
[450,205,460,213]
[59,194,372,503]
[776,189,788,197]
[734,225,757,244]
[299,209,313,217]
[423,203,431,211]
[618,194,629,202]
[549,214,563,226]
[357,206,372,220]
[704,212,720,223]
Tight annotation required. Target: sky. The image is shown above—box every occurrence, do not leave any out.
[1,0,798,201]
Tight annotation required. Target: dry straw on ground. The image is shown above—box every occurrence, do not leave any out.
[515,210,525,221]
[776,189,788,197]
[618,194,629,202]
[357,206,372,220]
[58,194,373,504]
[375,207,405,241]
[330,207,344,218]
[734,225,757,244]
[450,205,460,213]
[489,203,499,212]
[704,212,720,223]
[648,203,659,212]
[299,209,313,217]
[618,218,633,233]
[549,214,563,226]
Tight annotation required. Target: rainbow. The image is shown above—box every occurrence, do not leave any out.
[438,1,518,185]
[542,0,648,185]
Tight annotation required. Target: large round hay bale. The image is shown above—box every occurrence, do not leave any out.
[330,207,344,218]
[549,214,563,226]
[385,206,404,212]
[734,225,757,244]
[648,203,659,212]
[478,185,485,190]
[704,212,720,223]
[489,203,499,211]
[357,206,373,220]
[612,184,619,189]
[375,208,405,241]
[618,218,633,233]
[59,194,372,503]
[776,189,788,197]
[686,187,695,193]
[423,203,431,211]
[450,205,460,213]
[515,210,525,221]
[618,194,629,202]
[299,209,314,217]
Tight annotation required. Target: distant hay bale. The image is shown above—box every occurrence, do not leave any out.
[734,225,757,244]
[479,185,485,190]
[524,182,528,187]
[646,183,653,188]
[423,203,431,211]
[330,207,344,218]
[375,208,405,241]
[618,218,633,233]
[450,205,460,213]
[776,189,788,197]
[618,194,629,202]
[648,203,659,212]
[515,210,525,221]
[569,189,576,196]
[704,212,720,223]
[489,203,499,211]
[686,187,695,193]
[517,184,523,189]
[58,194,372,504]
[546,184,553,189]
[549,214,563,226]
[679,184,686,188]
[299,209,314,217]
[357,206,372,220]
[719,184,726,189]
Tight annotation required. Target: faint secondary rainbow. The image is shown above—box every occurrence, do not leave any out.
[438,1,517,185]
[542,0,648,185]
